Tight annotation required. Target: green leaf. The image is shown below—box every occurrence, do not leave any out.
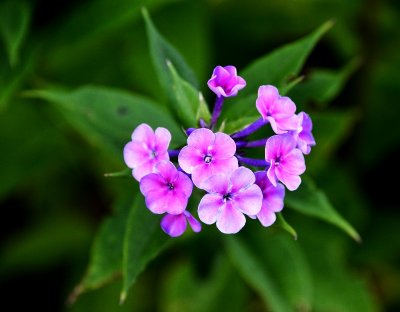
[167,61,210,127]
[121,195,170,303]
[69,192,134,303]
[223,21,332,122]
[275,213,298,240]
[225,236,293,312]
[240,20,334,95]
[0,0,31,66]
[26,86,185,159]
[142,7,198,101]
[289,58,361,108]
[285,177,361,242]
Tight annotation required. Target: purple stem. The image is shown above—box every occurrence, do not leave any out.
[231,117,267,139]
[210,96,224,130]
[236,155,269,168]
[168,149,180,158]
[235,138,268,149]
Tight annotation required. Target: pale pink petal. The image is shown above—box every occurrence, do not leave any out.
[232,184,263,216]
[281,149,306,175]
[264,183,285,212]
[161,213,187,237]
[267,162,278,187]
[230,167,256,193]
[257,206,277,227]
[271,96,297,117]
[211,157,239,177]
[178,146,203,174]
[256,85,280,118]
[145,189,169,214]
[132,160,155,181]
[276,169,302,191]
[198,194,224,224]
[131,123,154,142]
[212,132,237,158]
[274,114,300,132]
[187,128,215,152]
[139,173,165,196]
[184,211,202,233]
[216,202,246,234]
[199,174,230,194]
[155,161,178,182]
[173,172,193,198]
[191,164,215,188]
[123,141,148,168]
[164,191,189,215]
[155,127,171,152]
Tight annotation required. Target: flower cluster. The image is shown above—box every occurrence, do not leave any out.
[124,65,315,237]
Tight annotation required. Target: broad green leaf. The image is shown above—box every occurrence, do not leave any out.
[240,20,334,95]
[225,236,292,312]
[69,192,134,302]
[308,110,359,172]
[223,21,333,121]
[289,58,361,109]
[167,61,210,127]
[143,7,198,102]
[285,177,360,242]
[0,0,30,66]
[160,257,247,312]
[26,86,185,160]
[121,195,170,302]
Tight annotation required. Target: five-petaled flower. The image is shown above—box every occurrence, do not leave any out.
[265,134,306,191]
[124,123,171,181]
[256,85,300,134]
[251,171,285,227]
[207,65,246,98]
[140,161,193,215]
[161,211,202,237]
[291,112,316,155]
[178,128,238,188]
[198,167,263,234]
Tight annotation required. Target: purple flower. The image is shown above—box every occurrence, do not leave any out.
[161,211,202,237]
[251,171,285,227]
[207,65,246,98]
[178,128,238,187]
[140,161,193,215]
[198,167,263,234]
[265,134,306,191]
[291,112,316,155]
[256,85,300,134]
[124,123,171,181]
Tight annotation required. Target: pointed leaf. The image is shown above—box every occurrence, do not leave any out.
[121,195,170,302]
[285,177,360,242]
[0,0,31,66]
[26,86,185,159]
[142,7,198,103]
[167,61,210,127]
[275,213,298,240]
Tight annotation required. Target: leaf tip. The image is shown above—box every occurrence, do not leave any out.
[119,291,127,305]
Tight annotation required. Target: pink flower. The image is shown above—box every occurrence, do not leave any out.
[161,211,202,237]
[140,161,193,215]
[251,171,285,227]
[198,167,263,234]
[256,85,300,134]
[207,65,246,98]
[265,134,306,191]
[290,112,316,155]
[178,128,238,187]
[124,123,171,181]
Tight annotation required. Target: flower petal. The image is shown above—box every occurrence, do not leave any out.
[184,211,202,233]
[139,173,165,196]
[276,169,302,191]
[216,202,246,234]
[131,123,154,142]
[161,213,187,237]
[281,148,306,175]
[198,194,224,225]
[230,167,256,193]
[132,160,155,181]
[263,182,285,213]
[256,85,280,119]
[233,184,263,216]
[123,141,148,168]
[212,132,236,159]
[187,128,215,152]
[155,160,178,182]
[257,206,277,227]
[173,172,193,198]
[178,146,203,174]
[155,127,171,152]
[199,174,230,194]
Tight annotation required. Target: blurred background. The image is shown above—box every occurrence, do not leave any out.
[0,0,399,311]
